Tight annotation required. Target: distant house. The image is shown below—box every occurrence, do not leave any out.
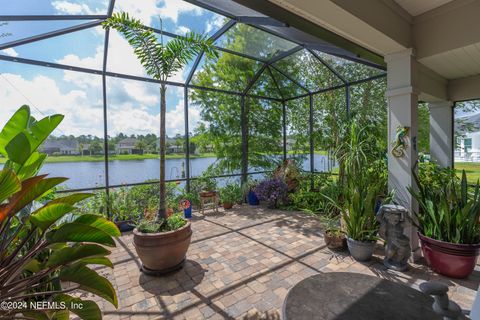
[286,138,296,151]
[168,145,184,153]
[204,144,214,153]
[40,139,92,156]
[455,113,480,162]
[40,139,79,155]
[116,138,141,155]
[160,137,185,154]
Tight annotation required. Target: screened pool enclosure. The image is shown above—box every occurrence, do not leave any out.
[0,0,387,211]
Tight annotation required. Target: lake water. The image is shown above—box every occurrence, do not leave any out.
[25,154,334,190]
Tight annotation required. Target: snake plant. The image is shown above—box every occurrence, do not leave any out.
[409,163,480,244]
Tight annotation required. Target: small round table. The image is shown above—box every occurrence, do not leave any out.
[283,272,442,320]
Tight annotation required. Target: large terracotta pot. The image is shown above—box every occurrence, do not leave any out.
[133,221,192,274]
[418,233,480,279]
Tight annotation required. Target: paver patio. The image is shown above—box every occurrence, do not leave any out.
[90,206,480,319]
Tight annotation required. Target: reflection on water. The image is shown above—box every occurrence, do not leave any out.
[14,154,335,189]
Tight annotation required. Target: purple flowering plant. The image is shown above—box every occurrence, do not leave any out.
[254,178,288,208]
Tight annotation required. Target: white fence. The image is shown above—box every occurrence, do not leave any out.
[454,151,480,162]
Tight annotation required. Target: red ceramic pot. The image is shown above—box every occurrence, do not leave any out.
[418,233,480,279]
[223,202,233,210]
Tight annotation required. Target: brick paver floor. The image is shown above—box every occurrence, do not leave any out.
[91,205,480,319]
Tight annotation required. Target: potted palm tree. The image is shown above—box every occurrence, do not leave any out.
[409,164,480,278]
[103,13,217,274]
[325,123,388,261]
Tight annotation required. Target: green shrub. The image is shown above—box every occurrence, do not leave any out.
[189,174,217,206]
[418,161,457,192]
[288,174,341,215]
[220,183,242,203]
[77,182,181,221]
[194,175,217,191]
[136,213,187,233]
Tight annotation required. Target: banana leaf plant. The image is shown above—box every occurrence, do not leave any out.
[408,162,480,244]
[0,106,119,319]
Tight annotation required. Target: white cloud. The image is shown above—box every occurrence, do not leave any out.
[0,72,104,137]
[158,0,203,24]
[1,48,18,57]
[164,101,201,136]
[114,0,203,25]
[0,69,169,137]
[108,107,160,136]
[206,15,225,34]
[57,46,103,70]
[0,66,195,140]
[52,1,103,15]
[107,31,149,77]
[0,0,213,138]
[176,26,190,35]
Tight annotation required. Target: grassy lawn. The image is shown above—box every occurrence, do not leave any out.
[286,150,328,156]
[0,152,217,164]
[454,162,480,182]
[0,150,330,164]
[325,163,480,182]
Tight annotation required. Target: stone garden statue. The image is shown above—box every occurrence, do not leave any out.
[376,204,411,271]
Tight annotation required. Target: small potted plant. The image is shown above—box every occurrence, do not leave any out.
[180,199,192,218]
[242,179,260,205]
[220,183,242,209]
[197,175,217,197]
[254,178,288,209]
[340,172,385,261]
[409,165,480,278]
[321,215,347,251]
[110,187,136,232]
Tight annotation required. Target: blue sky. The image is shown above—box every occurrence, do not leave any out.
[0,0,226,137]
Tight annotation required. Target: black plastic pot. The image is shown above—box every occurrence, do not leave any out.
[115,220,135,232]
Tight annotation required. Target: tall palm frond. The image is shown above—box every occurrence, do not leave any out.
[103,12,217,81]
[102,12,217,218]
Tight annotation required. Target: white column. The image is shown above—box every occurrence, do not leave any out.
[429,101,453,167]
[385,49,421,259]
